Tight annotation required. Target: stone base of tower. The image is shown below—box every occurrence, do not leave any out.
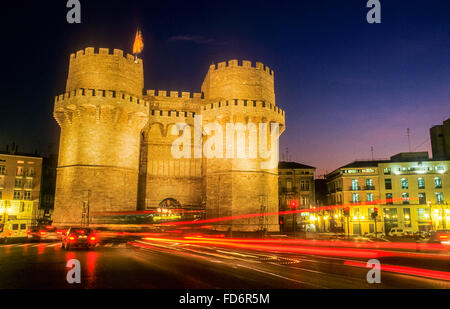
[52,166,139,226]
[205,170,280,233]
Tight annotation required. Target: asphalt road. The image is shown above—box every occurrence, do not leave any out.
[0,239,448,289]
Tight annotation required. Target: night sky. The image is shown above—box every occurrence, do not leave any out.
[0,0,449,176]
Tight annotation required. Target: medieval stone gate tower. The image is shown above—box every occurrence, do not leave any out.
[52,48,148,224]
[52,46,285,231]
[201,61,285,231]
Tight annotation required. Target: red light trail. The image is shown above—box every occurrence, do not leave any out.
[344,260,450,281]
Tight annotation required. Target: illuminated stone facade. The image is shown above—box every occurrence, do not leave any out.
[52,47,285,231]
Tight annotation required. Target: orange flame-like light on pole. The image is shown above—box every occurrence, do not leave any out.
[133,29,144,57]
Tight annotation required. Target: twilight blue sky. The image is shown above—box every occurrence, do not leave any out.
[0,0,449,176]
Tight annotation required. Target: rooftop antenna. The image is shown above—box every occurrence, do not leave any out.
[286,148,289,162]
[371,146,374,160]
[407,128,412,152]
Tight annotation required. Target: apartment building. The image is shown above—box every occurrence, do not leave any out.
[325,152,449,235]
[278,161,315,232]
[0,152,43,238]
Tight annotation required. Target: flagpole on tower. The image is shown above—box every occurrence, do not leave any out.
[133,28,144,63]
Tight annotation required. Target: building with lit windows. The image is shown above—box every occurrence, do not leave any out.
[278,162,315,232]
[379,152,449,233]
[430,118,450,160]
[0,151,43,239]
[326,160,385,235]
[325,152,449,236]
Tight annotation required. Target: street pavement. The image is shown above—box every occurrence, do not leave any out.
[0,238,448,289]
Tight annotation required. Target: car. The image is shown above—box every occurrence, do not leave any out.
[27,225,61,242]
[414,230,430,239]
[388,228,405,237]
[364,232,386,239]
[403,229,415,237]
[428,230,450,245]
[62,227,98,250]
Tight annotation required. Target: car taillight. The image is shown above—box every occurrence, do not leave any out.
[39,231,47,236]
[439,234,449,240]
[89,235,96,241]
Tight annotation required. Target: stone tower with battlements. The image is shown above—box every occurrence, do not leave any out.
[200,60,285,232]
[52,48,148,225]
[53,47,285,231]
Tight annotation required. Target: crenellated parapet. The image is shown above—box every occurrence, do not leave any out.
[145,89,204,115]
[201,99,285,132]
[69,47,141,63]
[208,59,274,76]
[145,90,204,99]
[66,47,144,95]
[53,88,148,129]
[201,59,276,104]
[55,88,148,108]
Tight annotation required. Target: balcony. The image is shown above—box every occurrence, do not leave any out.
[364,185,375,190]
[349,186,361,191]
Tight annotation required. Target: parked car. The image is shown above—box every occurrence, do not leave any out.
[414,230,430,240]
[428,230,450,245]
[388,228,405,237]
[62,227,97,250]
[27,225,61,242]
[364,232,386,239]
[403,229,415,237]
